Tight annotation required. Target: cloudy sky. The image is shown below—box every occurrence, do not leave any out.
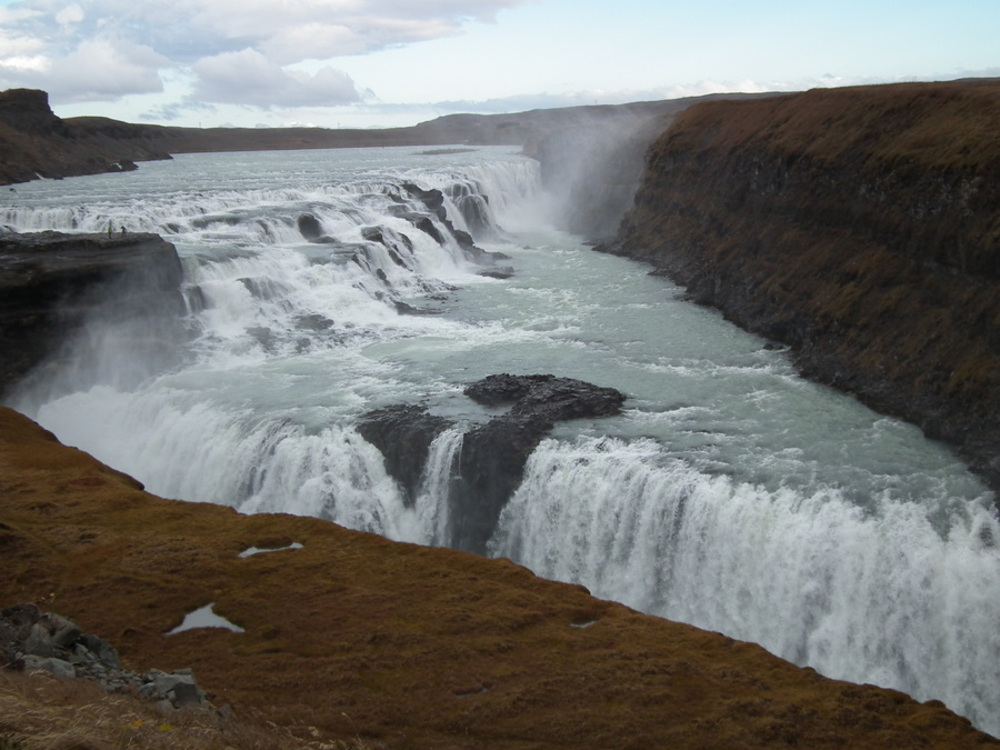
[0,0,997,129]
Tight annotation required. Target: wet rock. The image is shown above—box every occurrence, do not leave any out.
[0,230,187,398]
[454,375,626,552]
[357,405,453,506]
[402,182,447,220]
[294,313,334,331]
[465,373,627,421]
[401,182,513,273]
[297,212,324,240]
[414,216,446,245]
[393,300,442,316]
[108,159,138,172]
[476,267,514,280]
[359,375,626,553]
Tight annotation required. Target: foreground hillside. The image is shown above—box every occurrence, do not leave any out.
[607,79,1000,494]
[1,406,994,748]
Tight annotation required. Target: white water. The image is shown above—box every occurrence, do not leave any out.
[2,146,998,734]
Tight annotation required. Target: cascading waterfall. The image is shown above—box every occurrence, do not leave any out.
[3,146,998,736]
[489,436,1000,732]
[403,428,465,546]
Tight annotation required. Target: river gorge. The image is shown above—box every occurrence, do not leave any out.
[2,80,999,746]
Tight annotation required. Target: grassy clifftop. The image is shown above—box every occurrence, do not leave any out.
[2,406,995,748]
[609,80,1000,492]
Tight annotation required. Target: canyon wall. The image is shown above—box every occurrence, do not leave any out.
[0,231,186,400]
[605,80,1000,492]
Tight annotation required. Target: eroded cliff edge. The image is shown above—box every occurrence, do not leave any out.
[605,80,1000,493]
[0,230,186,400]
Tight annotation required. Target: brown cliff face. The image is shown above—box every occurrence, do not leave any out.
[0,89,173,185]
[608,80,1000,492]
[0,406,995,748]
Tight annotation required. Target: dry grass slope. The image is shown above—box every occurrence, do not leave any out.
[0,670,374,749]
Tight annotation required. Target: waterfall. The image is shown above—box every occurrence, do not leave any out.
[489,436,1000,733]
[5,146,998,736]
[401,428,464,546]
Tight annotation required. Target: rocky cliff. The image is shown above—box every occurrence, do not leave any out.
[531,93,780,241]
[605,80,1000,493]
[1,405,995,748]
[0,89,172,184]
[0,230,186,400]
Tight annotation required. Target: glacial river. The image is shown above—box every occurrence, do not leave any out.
[2,146,998,734]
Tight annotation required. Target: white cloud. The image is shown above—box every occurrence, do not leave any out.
[55,4,85,25]
[259,22,364,63]
[0,0,534,108]
[0,29,46,63]
[45,37,167,101]
[192,48,361,107]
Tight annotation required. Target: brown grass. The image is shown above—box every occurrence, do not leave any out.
[0,670,376,750]
[670,80,1000,170]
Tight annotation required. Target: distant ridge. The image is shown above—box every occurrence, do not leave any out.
[0,87,766,186]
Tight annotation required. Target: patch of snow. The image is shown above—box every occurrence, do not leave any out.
[238,542,304,558]
[166,603,245,635]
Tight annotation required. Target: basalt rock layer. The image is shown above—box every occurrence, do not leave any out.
[1,405,996,748]
[606,80,1000,492]
[359,374,627,553]
[0,230,186,399]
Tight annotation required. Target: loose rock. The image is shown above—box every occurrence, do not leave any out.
[1,604,210,710]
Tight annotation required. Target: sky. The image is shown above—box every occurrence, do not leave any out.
[0,0,997,130]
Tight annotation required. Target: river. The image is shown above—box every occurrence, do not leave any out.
[2,145,998,734]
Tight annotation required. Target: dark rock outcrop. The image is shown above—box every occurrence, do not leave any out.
[455,375,626,551]
[357,405,453,505]
[0,230,186,399]
[0,88,68,136]
[399,182,513,275]
[0,89,172,184]
[464,373,628,421]
[605,80,1000,493]
[1,604,210,711]
[296,212,325,241]
[359,374,626,553]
